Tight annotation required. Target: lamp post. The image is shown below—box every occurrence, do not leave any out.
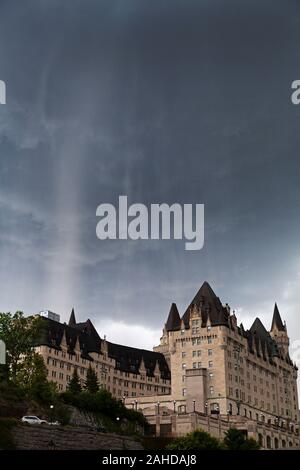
[157,402,160,415]
[135,400,138,411]
[49,404,54,423]
[173,400,176,413]
[193,399,196,413]
[204,401,208,416]
[122,395,126,404]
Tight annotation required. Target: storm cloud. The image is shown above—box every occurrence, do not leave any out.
[0,0,300,352]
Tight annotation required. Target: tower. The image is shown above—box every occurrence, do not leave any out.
[270,303,289,356]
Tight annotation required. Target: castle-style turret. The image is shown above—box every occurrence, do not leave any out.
[270,303,289,356]
[165,303,181,332]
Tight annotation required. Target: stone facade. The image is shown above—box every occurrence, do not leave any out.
[34,280,300,449]
[35,310,171,400]
[125,281,300,449]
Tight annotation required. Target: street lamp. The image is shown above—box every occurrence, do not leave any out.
[157,402,160,415]
[193,399,196,413]
[49,404,54,423]
[173,400,176,413]
[204,401,208,415]
[135,400,138,411]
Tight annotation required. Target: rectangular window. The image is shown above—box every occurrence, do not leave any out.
[208,349,213,356]
[209,361,213,368]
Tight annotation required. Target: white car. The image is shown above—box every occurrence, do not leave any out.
[21,416,48,425]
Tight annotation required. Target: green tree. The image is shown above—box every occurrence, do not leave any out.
[167,429,223,450]
[0,312,42,382]
[67,367,82,394]
[84,365,99,393]
[223,428,260,450]
[17,352,56,403]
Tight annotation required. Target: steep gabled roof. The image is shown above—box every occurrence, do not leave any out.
[182,281,229,328]
[250,317,279,359]
[36,316,170,379]
[165,303,181,331]
[271,303,285,332]
[38,317,101,356]
[107,342,170,380]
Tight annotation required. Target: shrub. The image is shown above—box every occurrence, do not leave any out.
[223,428,260,450]
[167,429,223,450]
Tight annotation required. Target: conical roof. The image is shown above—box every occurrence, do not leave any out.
[69,308,76,327]
[165,303,181,331]
[271,303,285,331]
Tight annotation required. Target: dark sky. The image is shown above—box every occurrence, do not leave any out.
[0,0,300,354]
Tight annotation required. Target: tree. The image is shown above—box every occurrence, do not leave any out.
[223,428,260,450]
[167,429,223,450]
[0,312,42,382]
[16,352,56,403]
[67,367,82,394]
[84,365,99,393]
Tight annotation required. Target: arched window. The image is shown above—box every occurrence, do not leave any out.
[274,437,279,449]
[282,439,286,448]
[258,433,264,447]
[266,435,272,449]
[178,405,186,414]
[210,402,219,414]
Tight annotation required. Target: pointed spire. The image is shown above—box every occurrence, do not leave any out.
[165,303,181,331]
[69,308,76,327]
[271,303,285,332]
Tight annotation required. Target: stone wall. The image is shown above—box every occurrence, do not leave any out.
[144,411,300,449]
[13,425,143,450]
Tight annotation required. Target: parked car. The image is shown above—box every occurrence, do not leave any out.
[48,421,60,426]
[21,416,48,425]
